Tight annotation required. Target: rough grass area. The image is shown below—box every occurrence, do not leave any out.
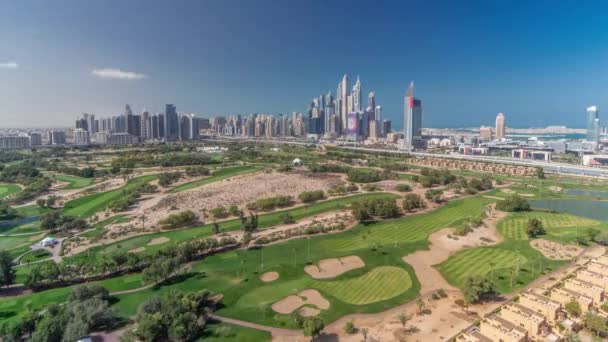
[170,165,259,193]
[54,174,95,189]
[63,175,157,217]
[79,214,130,238]
[201,322,271,342]
[20,249,52,263]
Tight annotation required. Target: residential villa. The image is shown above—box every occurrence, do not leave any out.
[587,261,608,275]
[551,287,593,314]
[518,292,563,325]
[478,314,528,342]
[594,254,608,267]
[577,269,608,292]
[563,278,604,304]
[499,302,552,339]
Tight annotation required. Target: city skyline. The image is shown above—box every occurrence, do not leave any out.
[2,1,608,128]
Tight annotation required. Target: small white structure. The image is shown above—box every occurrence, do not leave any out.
[39,237,59,247]
[292,158,303,166]
[76,338,92,342]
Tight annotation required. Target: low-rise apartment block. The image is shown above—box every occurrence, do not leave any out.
[479,314,528,342]
[500,302,550,338]
[587,260,608,275]
[551,287,593,314]
[518,292,563,324]
[563,278,604,304]
[576,269,608,292]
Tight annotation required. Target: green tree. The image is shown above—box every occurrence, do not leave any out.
[416,298,425,314]
[0,250,16,287]
[526,218,546,238]
[343,320,356,334]
[562,331,581,342]
[495,195,530,212]
[565,299,582,317]
[402,193,425,212]
[302,317,325,337]
[584,312,608,336]
[397,312,411,328]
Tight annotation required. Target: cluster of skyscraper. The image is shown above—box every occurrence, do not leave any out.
[74,104,211,145]
[307,75,390,140]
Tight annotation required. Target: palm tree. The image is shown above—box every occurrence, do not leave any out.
[397,312,410,328]
[489,262,496,281]
[416,298,425,314]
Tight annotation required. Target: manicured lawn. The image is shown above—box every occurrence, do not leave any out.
[200,322,271,342]
[498,211,600,241]
[14,205,51,218]
[63,175,158,217]
[54,174,95,189]
[170,166,259,193]
[435,210,587,294]
[0,184,21,199]
[0,217,41,235]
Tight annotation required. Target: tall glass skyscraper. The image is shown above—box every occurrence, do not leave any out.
[586,105,599,143]
[403,81,422,150]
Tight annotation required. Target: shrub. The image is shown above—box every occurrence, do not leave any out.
[402,193,426,212]
[344,321,356,334]
[352,198,400,221]
[210,206,229,219]
[255,195,294,211]
[496,195,530,212]
[347,169,382,183]
[425,189,443,203]
[526,218,545,238]
[159,210,198,229]
[395,184,412,192]
[298,190,325,203]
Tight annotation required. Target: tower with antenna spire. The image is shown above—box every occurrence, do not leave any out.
[402,81,422,150]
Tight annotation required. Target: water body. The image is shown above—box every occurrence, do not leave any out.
[564,189,608,199]
[531,199,608,222]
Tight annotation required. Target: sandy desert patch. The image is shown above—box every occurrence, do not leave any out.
[304,255,365,279]
[530,239,583,260]
[298,307,321,317]
[271,289,330,316]
[260,271,279,282]
[519,193,535,197]
[549,186,563,192]
[147,237,170,246]
[128,247,145,253]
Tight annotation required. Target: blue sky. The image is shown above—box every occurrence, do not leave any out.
[1,0,608,128]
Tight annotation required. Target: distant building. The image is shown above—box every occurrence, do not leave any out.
[512,149,551,161]
[28,132,42,146]
[586,105,600,144]
[0,136,30,149]
[107,132,139,145]
[479,126,492,140]
[495,113,506,140]
[582,154,608,167]
[73,128,90,145]
[47,130,66,145]
[402,81,422,150]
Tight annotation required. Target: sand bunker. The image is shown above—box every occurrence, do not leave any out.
[299,307,321,317]
[549,186,563,192]
[502,189,514,193]
[128,247,145,253]
[304,255,365,279]
[260,271,279,282]
[531,239,583,260]
[147,237,170,246]
[272,289,330,315]
[519,193,535,197]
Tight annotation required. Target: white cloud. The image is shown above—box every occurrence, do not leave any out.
[0,62,18,69]
[92,68,148,80]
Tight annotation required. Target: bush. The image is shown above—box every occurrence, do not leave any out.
[402,193,426,212]
[495,195,530,212]
[526,218,545,238]
[158,172,182,187]
[210,206,229,219]
[352,198,400,221]
[344,321,356,334]
[395,184,412,192]
[425,189,443,203]
[254,195,294,211]
[185,166,210,177]
[298,190,325,203]
[158,210,198,229]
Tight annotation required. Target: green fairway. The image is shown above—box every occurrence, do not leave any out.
[200,322,271,342]
[319,195,493,251]
[0,184,21,199]
[14,205,51,218]
[54,174,95,189]
[435,210,589,293]
[20,249,52,263]
[170,166,259,193]
[498,211,600,241]
[71,192,398,258]
[313,266,412,305]
[79,214,130,238]
[63,175,157,217]
[0,217,41,235]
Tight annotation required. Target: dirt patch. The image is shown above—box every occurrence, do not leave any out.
[260,271,279,282]
[128,247,145,253]
[530,239,583,260]
[519,193,535,197]
[298,307,321,317]
[147,237,170,246]
[549,186,562,192]
[304,255,365,279]
[272,289,330,314]
[502,189,514,193]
